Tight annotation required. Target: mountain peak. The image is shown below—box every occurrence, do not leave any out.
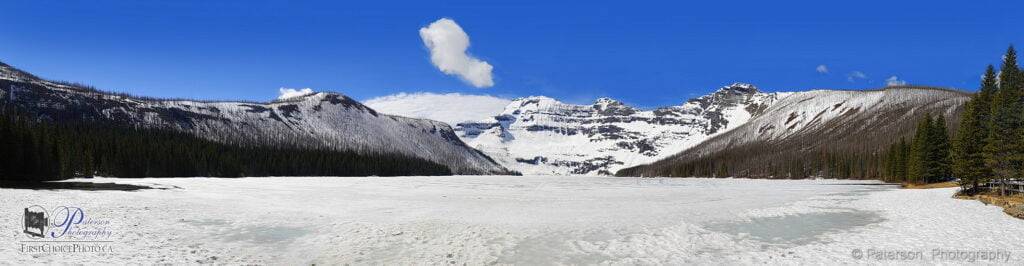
[592,97,635,115]
[514,95,559,102]
[509,96,561,107]
[716,82,760,94]
[593,97,622,105]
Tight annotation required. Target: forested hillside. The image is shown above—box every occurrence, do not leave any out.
[0,105,452,184]
[617,87,968,179]
[618,46,1024,184]
[0,60,513,176]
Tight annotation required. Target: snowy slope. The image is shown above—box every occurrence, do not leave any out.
[454,83,787,175]
[620,87,970,177]
[364,92,511,125]
[0,62,510,175]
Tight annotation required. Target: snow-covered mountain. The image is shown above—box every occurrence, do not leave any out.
[364,92,511,125]
[0,62,511,175]
[453,83,787,175]
[618,87,970,178]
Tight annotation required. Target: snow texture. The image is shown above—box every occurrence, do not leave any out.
[2,176,1021,265]
[675,87,969,160]
[364,92,511,125]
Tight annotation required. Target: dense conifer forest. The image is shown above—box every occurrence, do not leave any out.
[882,114,952,183]
[0,105,452,184]
[952,46,1024,194]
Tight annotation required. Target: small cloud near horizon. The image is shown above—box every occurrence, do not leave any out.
[847,71,868,82]
[419,18,495,88]
[886,76,907,86]
[816,65,829,74]
[278,87,314,100]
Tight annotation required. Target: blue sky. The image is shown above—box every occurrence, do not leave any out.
[0,0,1020,108]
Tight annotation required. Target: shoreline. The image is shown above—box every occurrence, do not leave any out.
[955,193,1024,220]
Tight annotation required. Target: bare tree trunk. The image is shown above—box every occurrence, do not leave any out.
[1002,178,1007,197]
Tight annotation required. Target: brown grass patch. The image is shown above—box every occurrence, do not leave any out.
[901,181,959,189]
[955,191,1024,220]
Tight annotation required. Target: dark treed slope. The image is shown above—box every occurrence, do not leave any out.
[0,60,514,176]
[0,105,451,184]
[884,114,952,183]
[617,87,968,179]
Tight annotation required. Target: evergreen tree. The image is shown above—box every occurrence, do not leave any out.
[1001,45,1020,89]
[885,142,899,180]
[928,114,952,183]
[985,45,1023,196]
[953,65,997,192]
[884,138,910,182]
[908,115,933,183]
[896,138,909,181]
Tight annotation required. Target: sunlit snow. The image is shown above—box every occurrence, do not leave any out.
[3,176,1022,264]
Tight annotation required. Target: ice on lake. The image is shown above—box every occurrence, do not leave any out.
[2,176,1022,264]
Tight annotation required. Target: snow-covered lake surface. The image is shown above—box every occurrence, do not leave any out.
[3,176,1023,264]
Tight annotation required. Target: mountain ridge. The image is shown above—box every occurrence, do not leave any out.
[452,83,786,175]
[617,86,970,178]
[0,60,512,175]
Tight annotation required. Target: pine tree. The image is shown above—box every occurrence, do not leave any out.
[884,137,911,182]
[928,114,952,183]
[885,142,899,180]
[896,138,909,181]
[908,115,933,183]
[985,45,1023,196]
[953,65,997,192]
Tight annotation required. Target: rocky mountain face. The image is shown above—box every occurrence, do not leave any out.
[455,83,787,175]
[617,87,970,178]
[0,62,511,175]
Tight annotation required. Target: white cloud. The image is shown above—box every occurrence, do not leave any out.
[816,65,829,74]
[419,18,494,88]
[847,71,867,82]
[277,87,314,100]
[364,92,510,125]
[886,76,907,86]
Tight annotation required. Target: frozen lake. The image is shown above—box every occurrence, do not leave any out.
[3,176,1023,264]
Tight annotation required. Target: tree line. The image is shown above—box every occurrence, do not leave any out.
[0,105,452,184]
[952,46,1024,195]
[883,114,951,183]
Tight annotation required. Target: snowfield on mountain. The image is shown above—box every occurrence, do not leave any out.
[369,83,788,175]
[619,86,969,178]
[365,92,511,126]
[0,62,510,175]
[3,176,1022,265]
